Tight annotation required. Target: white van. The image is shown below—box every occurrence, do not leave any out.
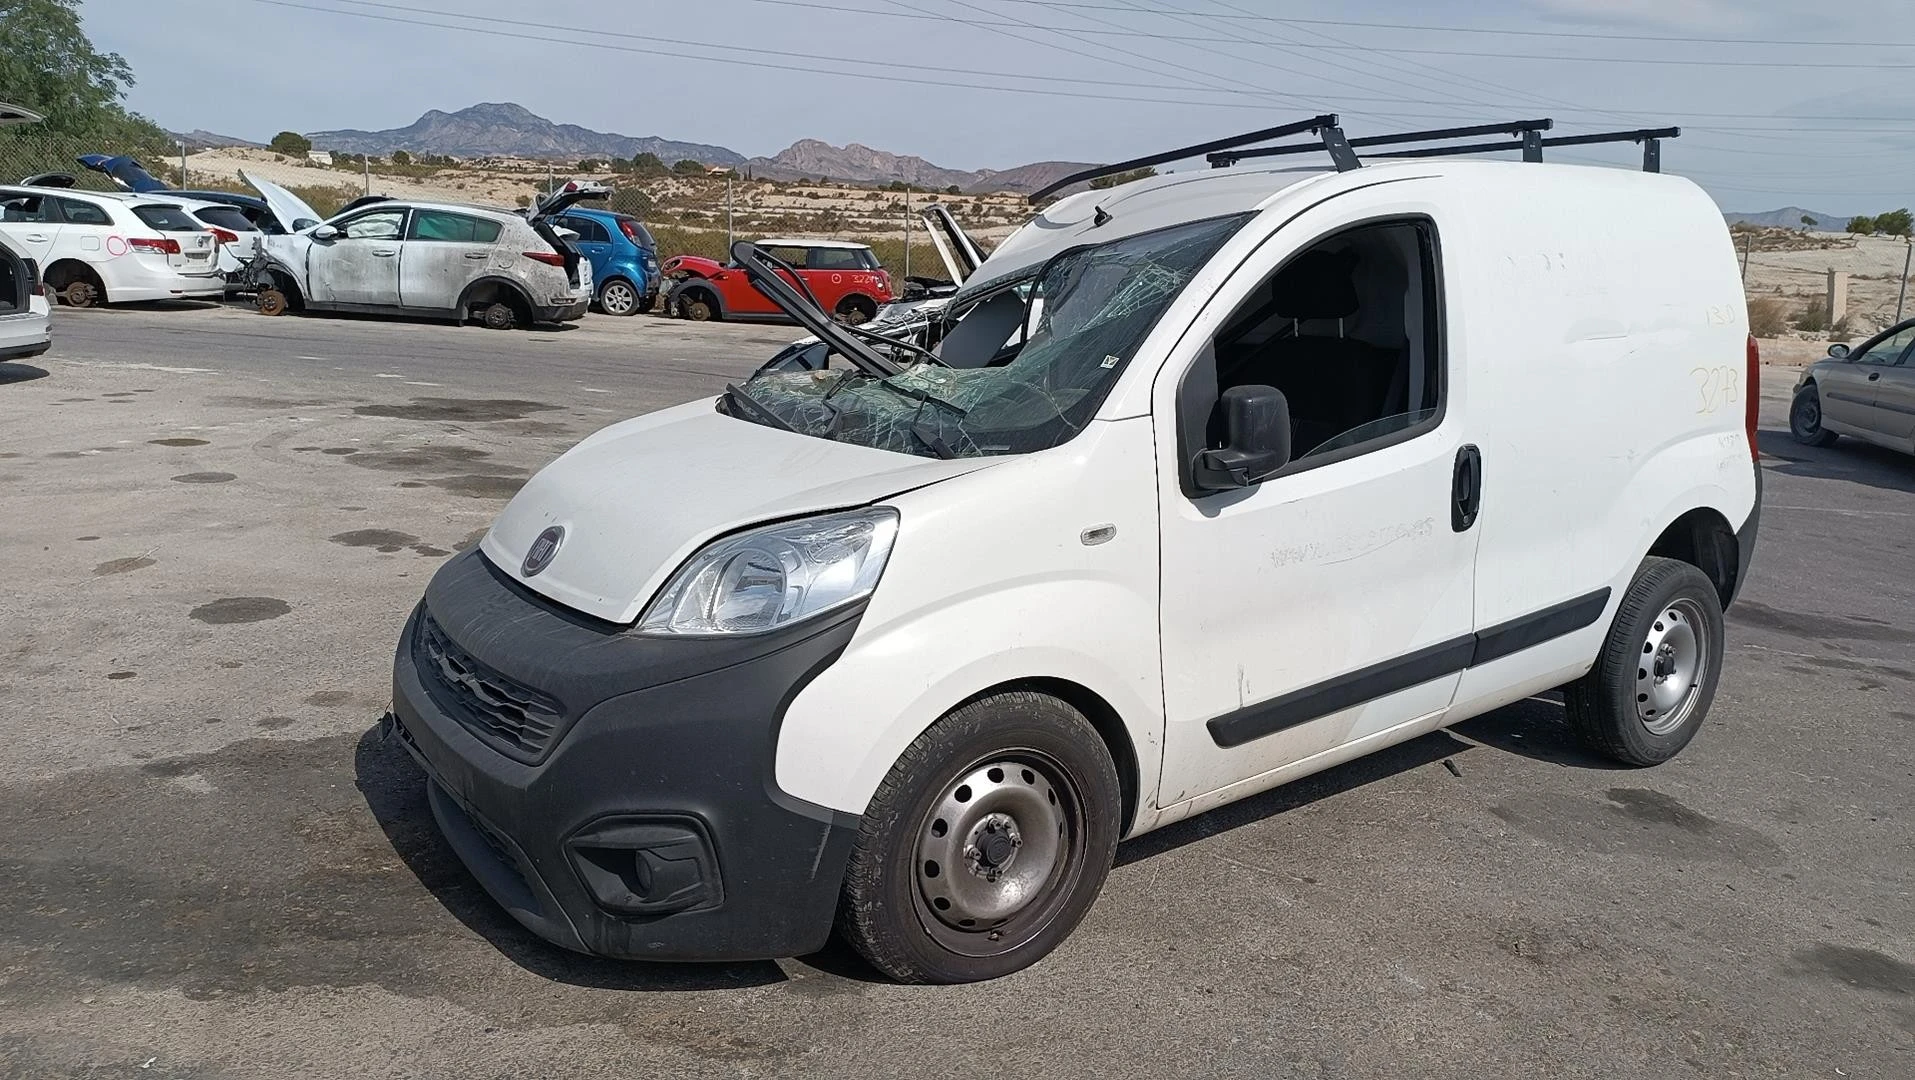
[388,124,1760,984]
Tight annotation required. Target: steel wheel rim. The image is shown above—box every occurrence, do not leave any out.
[1793,393,1821,435]
[912,749,1085,958]
[1635,597,1709,735]
[602,282,636,314]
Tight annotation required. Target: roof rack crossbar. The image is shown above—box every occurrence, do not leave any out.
[1366,126,1682,172]
[1208,118,1555,167]
[1028,113,1340,203]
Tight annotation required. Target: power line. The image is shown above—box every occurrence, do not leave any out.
[230,0,1301,111]
[1009,0,1915,49]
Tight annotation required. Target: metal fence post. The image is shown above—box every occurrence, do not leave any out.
[1898,239,1912,325]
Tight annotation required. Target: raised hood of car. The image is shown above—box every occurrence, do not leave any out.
[241,169,323,233]
[480,399,1000,624]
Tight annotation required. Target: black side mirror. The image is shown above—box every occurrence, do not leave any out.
[1195,385,1291,491]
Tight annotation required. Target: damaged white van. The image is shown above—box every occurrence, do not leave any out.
[388,117,1762,983]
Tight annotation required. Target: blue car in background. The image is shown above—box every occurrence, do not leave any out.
[545,207,660,316]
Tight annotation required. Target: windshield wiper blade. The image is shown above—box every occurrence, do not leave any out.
[722,383,797,432]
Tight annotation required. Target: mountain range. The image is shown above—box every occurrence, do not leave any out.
[279,102,1091,195]
[1722,206,1846,230]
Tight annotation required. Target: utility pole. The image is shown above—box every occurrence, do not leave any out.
[726,173,734,252]
[1898,237,1912,325]
[177,139,187,187]
[902,184,911,282]
[363,155,371,196]
[1739,232,1750,282]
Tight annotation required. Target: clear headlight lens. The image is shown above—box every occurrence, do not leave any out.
[637,508,899,635]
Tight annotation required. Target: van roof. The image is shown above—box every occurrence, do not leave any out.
[967,158,1707,294]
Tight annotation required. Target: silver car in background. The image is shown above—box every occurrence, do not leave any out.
[1791,317,1915,456]
[244,174,600,329]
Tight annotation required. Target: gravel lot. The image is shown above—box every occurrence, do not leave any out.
[1,304,1911,1079]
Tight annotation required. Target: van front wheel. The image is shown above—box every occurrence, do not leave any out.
[837,692,1121,983]
[1566,557,1725,766]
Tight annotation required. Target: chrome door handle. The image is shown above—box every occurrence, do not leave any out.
[371,248,397,257]
[1869,372,1882,381]
[463,252,487,260]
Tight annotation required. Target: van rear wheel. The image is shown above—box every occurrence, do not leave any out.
[1565,557,1724,766]
[837,692,1121,984]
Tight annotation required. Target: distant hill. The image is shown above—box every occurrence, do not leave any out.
[170,129,263,151]
[308,102,745,168]
[295,103,1091,195]
[1724,207,1846,230]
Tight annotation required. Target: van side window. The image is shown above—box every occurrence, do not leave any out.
[1191,219,1443,478]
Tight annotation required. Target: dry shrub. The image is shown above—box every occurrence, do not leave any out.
[1830,313,1858,342]
[1793,298,1830,333]
[1747,297,1789,337]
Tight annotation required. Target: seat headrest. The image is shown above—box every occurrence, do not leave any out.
[1270,249,1360,320]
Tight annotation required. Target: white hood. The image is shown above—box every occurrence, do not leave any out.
[241,169,324,233]
[481,399,1000,624]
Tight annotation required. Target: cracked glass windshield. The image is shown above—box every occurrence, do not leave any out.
[734,213,1251,458]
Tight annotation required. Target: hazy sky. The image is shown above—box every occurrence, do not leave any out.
[81,0,1915,213]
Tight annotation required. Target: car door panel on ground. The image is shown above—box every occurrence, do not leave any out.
[1154,194,1478,808]
[310,208,406,306]
[400,208,502,312]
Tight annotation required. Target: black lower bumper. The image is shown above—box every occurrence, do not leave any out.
[537,299,590,323]
[0,337,51,362]
[1730,459,1762,607]
[390,549,861,962]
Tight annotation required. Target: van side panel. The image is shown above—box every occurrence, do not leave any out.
[774,419,1165,820]
[1446,169,1754,712]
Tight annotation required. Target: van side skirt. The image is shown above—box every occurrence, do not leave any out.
[1206,588,1611,749]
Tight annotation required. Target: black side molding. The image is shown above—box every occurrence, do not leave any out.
[1206,587,1612,749]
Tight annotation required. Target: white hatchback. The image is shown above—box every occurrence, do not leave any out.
[0,186,222,307]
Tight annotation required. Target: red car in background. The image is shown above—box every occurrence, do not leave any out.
[664,238,892,324]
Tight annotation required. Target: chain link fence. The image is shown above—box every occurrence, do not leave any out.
[0,128,182,191]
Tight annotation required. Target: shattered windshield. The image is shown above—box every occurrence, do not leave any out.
[730,213,1249,459]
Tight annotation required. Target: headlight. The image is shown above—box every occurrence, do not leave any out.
[638,509,899,635]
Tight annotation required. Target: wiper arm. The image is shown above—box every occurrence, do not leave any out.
[732,241,901,378]
[722,383,797,432]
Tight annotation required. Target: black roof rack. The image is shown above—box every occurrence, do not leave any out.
[1030,115,1681,203]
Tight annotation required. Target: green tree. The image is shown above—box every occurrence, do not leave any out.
[1800,214,1816,229]
[389,148,411,166]
[672,158,706,175]
[945,184,963,195]
[270,130,313,156]
[0,0,169,143]
[1089,166,1158,190]
[576,158,601,172]
[1875,208,1913,238]
[1847,215,1876,235]
[630,152,665,174]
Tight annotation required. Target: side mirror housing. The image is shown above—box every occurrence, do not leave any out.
[1828,342,1851,359]
[311,224,339,241]
[1194,385,1292,491]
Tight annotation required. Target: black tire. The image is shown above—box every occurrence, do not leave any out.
[837,691,1121,984]
[1789,384,1839,447]
[834,295,877,325]
[1565,557,1725,766]
[478,301,517,331]
[597,278,640,317]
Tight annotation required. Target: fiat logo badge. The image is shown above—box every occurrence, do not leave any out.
[521,526,564,577]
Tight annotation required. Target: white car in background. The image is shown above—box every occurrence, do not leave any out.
[242,172,600,329]
[0,229,51,362]
[0,185,221,307]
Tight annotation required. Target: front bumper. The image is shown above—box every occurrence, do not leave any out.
[389,549,860,962]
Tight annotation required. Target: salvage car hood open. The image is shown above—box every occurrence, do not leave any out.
[480,399,1001,624]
